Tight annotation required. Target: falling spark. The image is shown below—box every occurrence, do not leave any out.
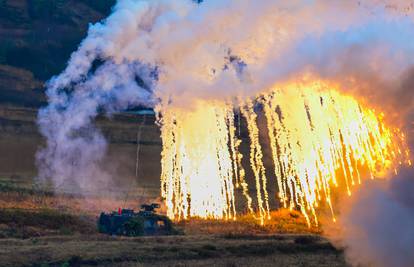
[158,101,237,220]
[158,81,410,225]
[240,99,271,224]
[261,81,410,225]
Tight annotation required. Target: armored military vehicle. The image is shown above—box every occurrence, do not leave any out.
[98,203,177,236]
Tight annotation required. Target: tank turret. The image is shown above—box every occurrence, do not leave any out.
[97,203,177,236]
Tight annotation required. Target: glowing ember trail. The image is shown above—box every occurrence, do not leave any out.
[261,81,411,225]
[157,101,237,220]
[241,99,271,224]
[158,81,411,225]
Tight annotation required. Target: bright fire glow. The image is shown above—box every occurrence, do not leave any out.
[157,81,411,225]
[158,101,237,220]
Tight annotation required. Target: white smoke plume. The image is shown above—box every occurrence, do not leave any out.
[42,0,414,108]
[37,61,154,190]
[37,1,414,264]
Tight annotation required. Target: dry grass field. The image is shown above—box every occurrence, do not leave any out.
[0,178,349,267]
[0,233,348,267]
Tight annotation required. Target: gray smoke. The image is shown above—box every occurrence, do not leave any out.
[331,168,414,267]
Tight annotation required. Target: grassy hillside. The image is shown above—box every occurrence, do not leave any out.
[0,0,115,107]
[0,105,163,190]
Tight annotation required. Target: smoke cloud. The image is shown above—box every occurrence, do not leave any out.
[43,0,414,107]
[37,61,154,190]
[329,168,414,267]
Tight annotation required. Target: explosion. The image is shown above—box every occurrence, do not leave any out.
[34,1,414,266]
[158,80,411,225]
